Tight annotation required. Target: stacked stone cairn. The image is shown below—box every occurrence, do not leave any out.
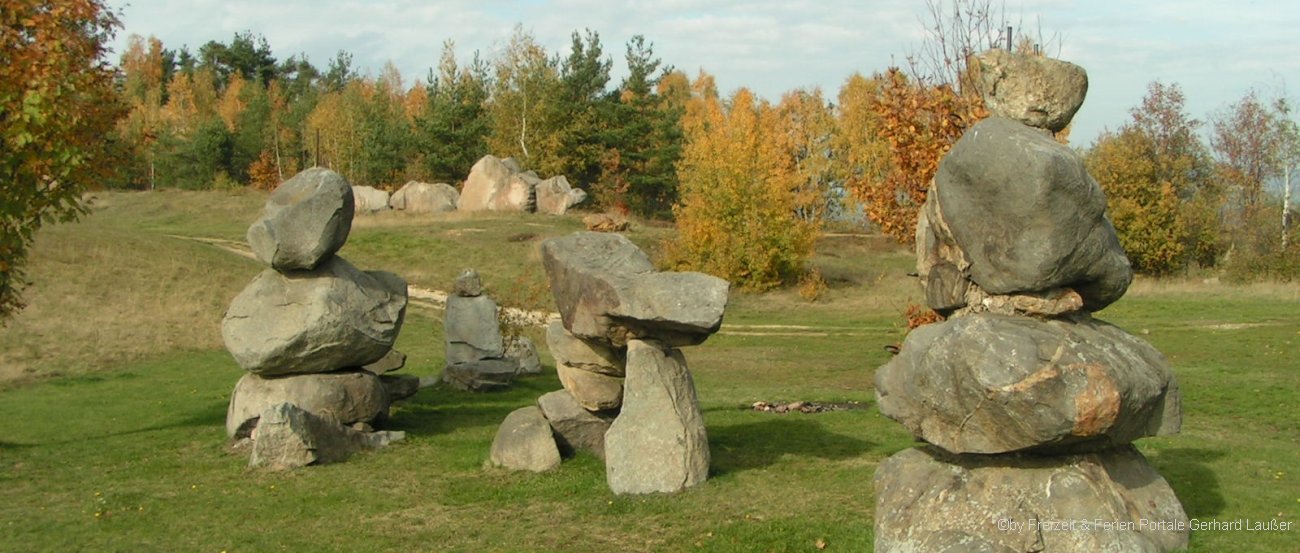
[441,268,542,391]
[221,167,414,469]
[871,50,1189,552]
[488,232,729,495]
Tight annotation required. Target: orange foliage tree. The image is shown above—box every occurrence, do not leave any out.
[2,0,125,320]
[667,75,819,290]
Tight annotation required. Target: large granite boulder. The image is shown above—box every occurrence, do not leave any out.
[444,294,505,365]
[249,403,405,469]
[875,314,1181,454]
[535,175,587,215]
[934,117,1132,310]
[458,155,528,212]
[247,167,355,271]
[221,257,408,376]
[541,232,729,347]
[605,339,709,494]
[351,185,390,214]
[972,49,1088,133]
[537,390,615,459]
[874,446,1189,553]
[390,181,458,213]
[489,406,561,472]
[226,370,390,438]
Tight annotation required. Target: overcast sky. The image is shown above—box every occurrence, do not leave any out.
[107,0,1300,146]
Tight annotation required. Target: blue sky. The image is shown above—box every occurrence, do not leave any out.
[107,0,1300,146]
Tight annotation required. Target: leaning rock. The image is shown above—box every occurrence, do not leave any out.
[972,48,1088,133]
[506,336,542,375]
[444,294,505,365]
[605,339,709,494]
[390,181,458,213]
[489,406,561,472]
[442,359,519,392]
[874,446,1189,553]
[875,313,1181,454]
[221,257,408,376]
[537,390,615,459]
[535,175,586,215]
[361,349,407,375]
[557,362,624,411]
[226,370,390,438]
[351,185,391,214]
[935,117,1132,310]
[249,403,405,469]
[247,167,354,271]
[545,320,623,376]
[541,232,729,346]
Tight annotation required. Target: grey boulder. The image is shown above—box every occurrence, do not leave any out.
[972,48,1088,133]
[545,320,624,375]
[605,339,709,494]
[351,185,390,214]
[226,370,390,438]
[444,294,505,365]
[535,175,587,215]
[249,402,405,470]
[874,446,1189,553]
[557,362,624,411]
[247,167,354,271]
[442,359,519,392]
[875,313,1181,454]
[934,116,1132,310]
[221,257,408,376]
[541,232,729,346]
[390,181,458,213]
[506,336,542,375]
[537,390,615,459]
[453,268,483,297]
[459,155,535,212]
[489,406,561,472]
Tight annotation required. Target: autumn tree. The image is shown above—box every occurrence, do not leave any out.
[487,26,561,169]
[667,78,819,290]
[1211,90,1284,223]
[776,88,839,222]
[1085,81,1216,273]
[115,34,168,189]
[2,0,126,320]
[832,73,893,218]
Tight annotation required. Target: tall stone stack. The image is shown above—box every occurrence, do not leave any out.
[221,168,411,468]
[872,51,1190,552]
[488,232,729,495]
[441,268,529,391]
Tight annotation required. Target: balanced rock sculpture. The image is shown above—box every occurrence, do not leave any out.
[441,268,527,391]
[872,50,1189,552]
[221,167,412,468]
[487,232,729,495]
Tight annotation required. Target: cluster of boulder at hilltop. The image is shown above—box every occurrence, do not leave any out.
[872,49,1190,552]
[488,232,730,495]
[221,168,418,469]
[351,155,587,215]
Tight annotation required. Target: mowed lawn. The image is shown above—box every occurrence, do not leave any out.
[0,190,1296,552]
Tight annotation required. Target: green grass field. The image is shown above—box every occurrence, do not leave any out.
[0,190,1296,551]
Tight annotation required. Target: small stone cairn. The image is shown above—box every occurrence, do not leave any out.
[441,268,541,391]
[221,167,414,469]
[871,50,1189,551]
[488,232,729,495]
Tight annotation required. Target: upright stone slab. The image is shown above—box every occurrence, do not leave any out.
[221,257,408,376]
[605,339,709,494]
[247,167,354,271]
[444,294,505,365]
[874,446,1189,553]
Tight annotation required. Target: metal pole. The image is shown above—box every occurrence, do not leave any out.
[1006,26,1013,50]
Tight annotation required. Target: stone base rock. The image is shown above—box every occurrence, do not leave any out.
[874,445,1189,553]
[875,313,1181,454]
[226,370,390,438]
[249,403,405,470]
[489,406,561,472]
[557,362,623,411]
[506,336,542,375]
[247,167,354,271]
[537,390,615,459]
[605,340,709,494]
[221,257,408,376]
[443,359,519,392]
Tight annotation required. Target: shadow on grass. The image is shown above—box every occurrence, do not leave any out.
[1146,447,1227,519]
[1,399,228,447]
[385,374,560,435]
[708,417,874,477]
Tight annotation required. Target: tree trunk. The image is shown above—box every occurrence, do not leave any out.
[1284,165,1293,250]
